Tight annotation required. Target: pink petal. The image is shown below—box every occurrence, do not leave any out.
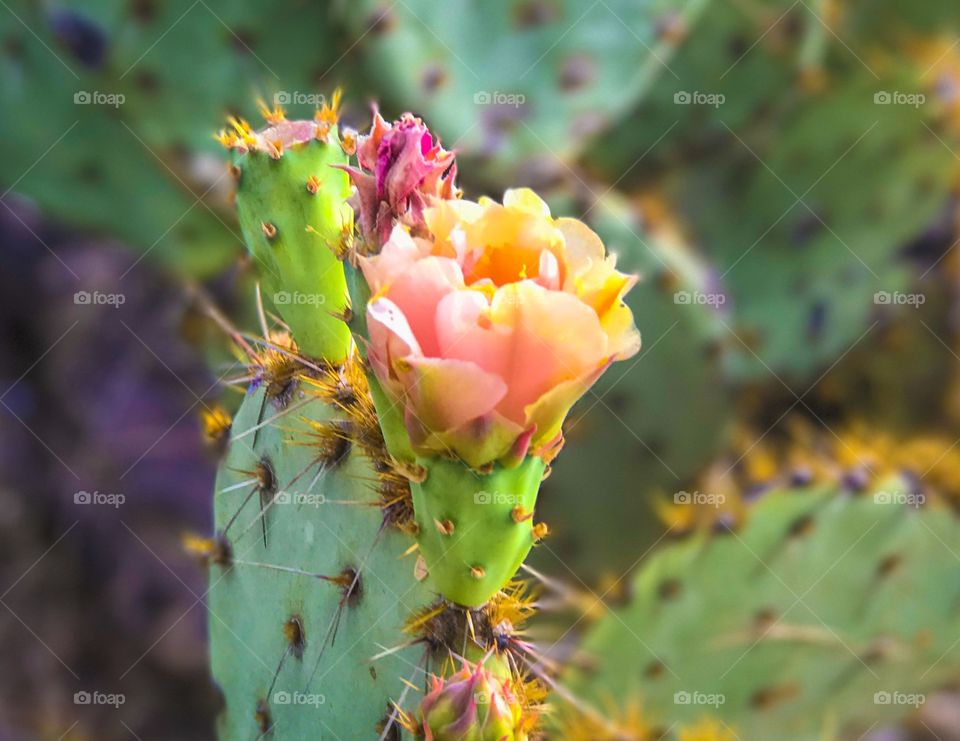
[434,290,511,376]
[366,297,422,384]
[395,357,506,437]
[489,281,609,424]
[358,225,422,293]
[381,256,464,357]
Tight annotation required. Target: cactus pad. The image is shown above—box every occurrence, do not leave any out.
[562,481,960,739]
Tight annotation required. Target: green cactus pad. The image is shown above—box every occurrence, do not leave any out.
[344,0,710,180]
[0,1,352,276]
[209,385,432,739]
[562,481,960,739]
[586,0,802,180]
[412,456,546,608]
[233,127,353,361]
[701,72,957,382]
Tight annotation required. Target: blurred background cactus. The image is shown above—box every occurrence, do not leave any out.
[4,0,960,738]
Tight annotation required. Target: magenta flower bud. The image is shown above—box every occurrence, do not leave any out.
[343,110,459,247]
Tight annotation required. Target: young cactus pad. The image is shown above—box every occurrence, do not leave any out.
[229,117,353,361]
[411,456,546,608]
[561,480,960,739]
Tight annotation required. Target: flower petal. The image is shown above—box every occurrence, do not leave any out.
[358,225,422,294]
[488,281,609,423]
[434,290,511,373]
[556,217,605,281]
[524,359,612,447]
[366,297,422,383]
[381,255,464,356]
[395,357,507,436]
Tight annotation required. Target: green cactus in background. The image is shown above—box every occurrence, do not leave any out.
[558,480,960,740]
[0,1,362,276]
[341,0,710,184]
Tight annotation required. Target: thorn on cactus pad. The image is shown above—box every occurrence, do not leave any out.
[470,565,486,580]
[788,514,815,538]
[305,175,322,194]
[377,702,411,741]
[340,127,358,156]
[337,566,363,607]
[434,518,455,536]
[283,615,306,659]
[181,531,232,567]
[415,555,429,581]
[876,553,902,579]
[511,506,533,523]
[260,221,278,240]
[753,608,778,633]
[254,698,272,735]
[265,139,284,159]
[644,660,666,678]
[315,88,342,126]
[751,683,800,710]
[531,522,550,542]
[257,98,286,125]
[200,405,232,452]
[254,457,277,546]
[657,578,682,601]
[255,457,276,494]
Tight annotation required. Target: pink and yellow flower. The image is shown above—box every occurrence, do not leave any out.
[360,188,640,469]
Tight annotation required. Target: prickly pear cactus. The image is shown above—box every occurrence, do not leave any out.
[204,107,561,740]
[585,0,802,179]
[343,0,710,181]
[560,480,960,739]
[0,1,356,275]
[225,107,353,360]
[410,456,547,607]
[703,70,958,382]
[207,379,432,739]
